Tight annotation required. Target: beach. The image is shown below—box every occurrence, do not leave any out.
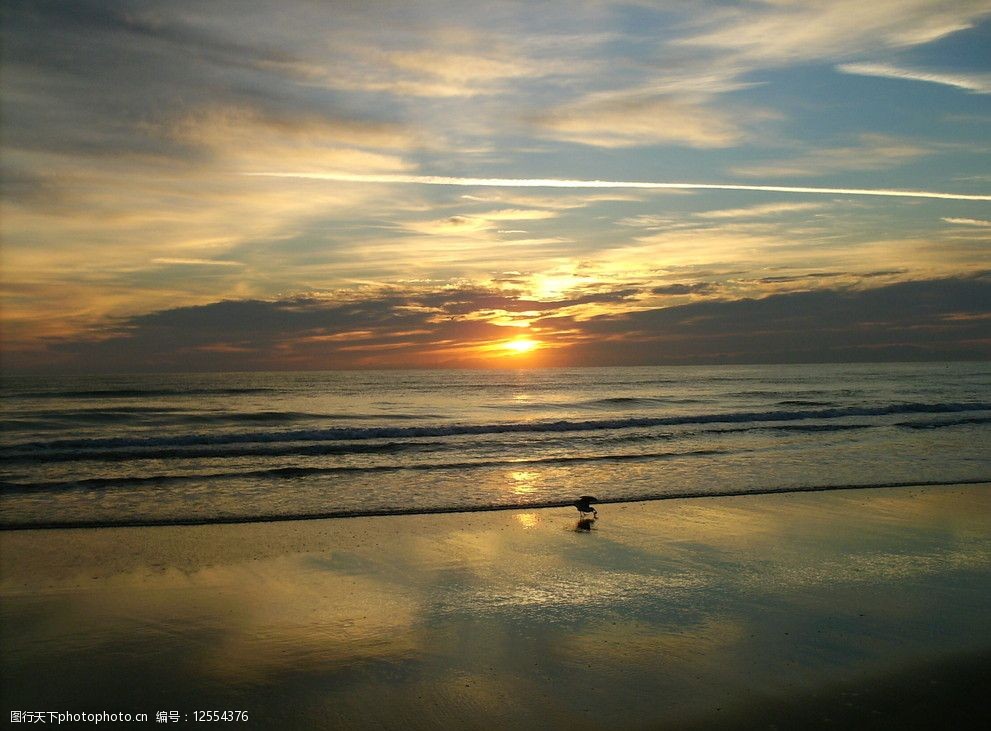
[2,483,989,729]
[4,1,991,727]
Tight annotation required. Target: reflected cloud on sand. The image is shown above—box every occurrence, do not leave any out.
[2,485,989,728]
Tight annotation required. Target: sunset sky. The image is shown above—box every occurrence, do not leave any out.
[2,0,989,371]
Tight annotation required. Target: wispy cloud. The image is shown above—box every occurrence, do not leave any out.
[534,94,747,149]
[399,208,559,236]
[942,217,991,226]
[615,215,688,231]
[168,105,418,173]
[245,172,991,201]
[677,1,991,62]
[151,258,244,267]
[837,63,991,93]
[477,209,559,221]
[460,192,644,209]
[696,202,826,219]
[4,1,991,368]
[730,134,932,178]
[660,0,991,122]
[312,47,541,98]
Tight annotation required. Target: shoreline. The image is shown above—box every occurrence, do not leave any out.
[3,483,990,729]
[2,477,988,531]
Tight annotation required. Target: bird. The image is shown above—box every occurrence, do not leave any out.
[574,495,599,518]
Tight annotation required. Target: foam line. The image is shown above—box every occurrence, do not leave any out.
[2,479,988,531]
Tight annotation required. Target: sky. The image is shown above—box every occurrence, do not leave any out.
[1,0,989,372]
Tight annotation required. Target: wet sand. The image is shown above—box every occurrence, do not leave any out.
[2,483,990,729]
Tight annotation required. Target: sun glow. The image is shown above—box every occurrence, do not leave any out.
[503,337,540,355]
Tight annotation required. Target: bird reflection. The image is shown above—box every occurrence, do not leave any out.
[573,496,599,532]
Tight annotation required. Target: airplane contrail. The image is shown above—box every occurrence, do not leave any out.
[245,172,991,201]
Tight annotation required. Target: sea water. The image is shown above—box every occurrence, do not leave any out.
[1,363,989,527]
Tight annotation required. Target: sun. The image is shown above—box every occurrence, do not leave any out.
[503,337,540,355]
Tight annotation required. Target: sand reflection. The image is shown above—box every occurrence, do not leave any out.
[2,484,989,728]
[515,512,540,529]
[192,559,423,682]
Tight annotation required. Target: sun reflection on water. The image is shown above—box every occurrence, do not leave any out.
[509,470,540,495]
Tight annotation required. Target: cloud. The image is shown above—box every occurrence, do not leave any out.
[730,134,933,178]
[324,47,537,98]
[151,258,244,267]
[675,1,991,63]
[0,3,439,346]
[385,49,528,83]
[1,1,359,162]
[752,272,844,284]
[460,192,643,210]
[398,208,559,236]
[7,283,637,371]
[13,276,988,372]
[169,105,417,157]
[695,202,826,219]
[534,94,745,148]
[477,209,560,222]
[650,283,716,296]
[616,215,689,231]
[304,26,604,99]
[4,0,991,373]
[246,171,991,201]
[654,0,991,119]
[556,275,991,365]
[942,217,991,227]
[837,63,991,93]
[593,218,988,286]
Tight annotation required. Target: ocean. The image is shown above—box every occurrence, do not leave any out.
[1,363,989,528]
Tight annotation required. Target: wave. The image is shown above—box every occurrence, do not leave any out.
[1,410,440,433]
[0,439,438,464]
[8,406,188,416]
[2,478,987,530]
[575,396,704,408]
[894,416,991,429]
[0,418,879,464]
[4,401,987,455]
[185,411,438,424]
[0,448,729,493]
[715,422,873,434]
[5,387,278,400]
